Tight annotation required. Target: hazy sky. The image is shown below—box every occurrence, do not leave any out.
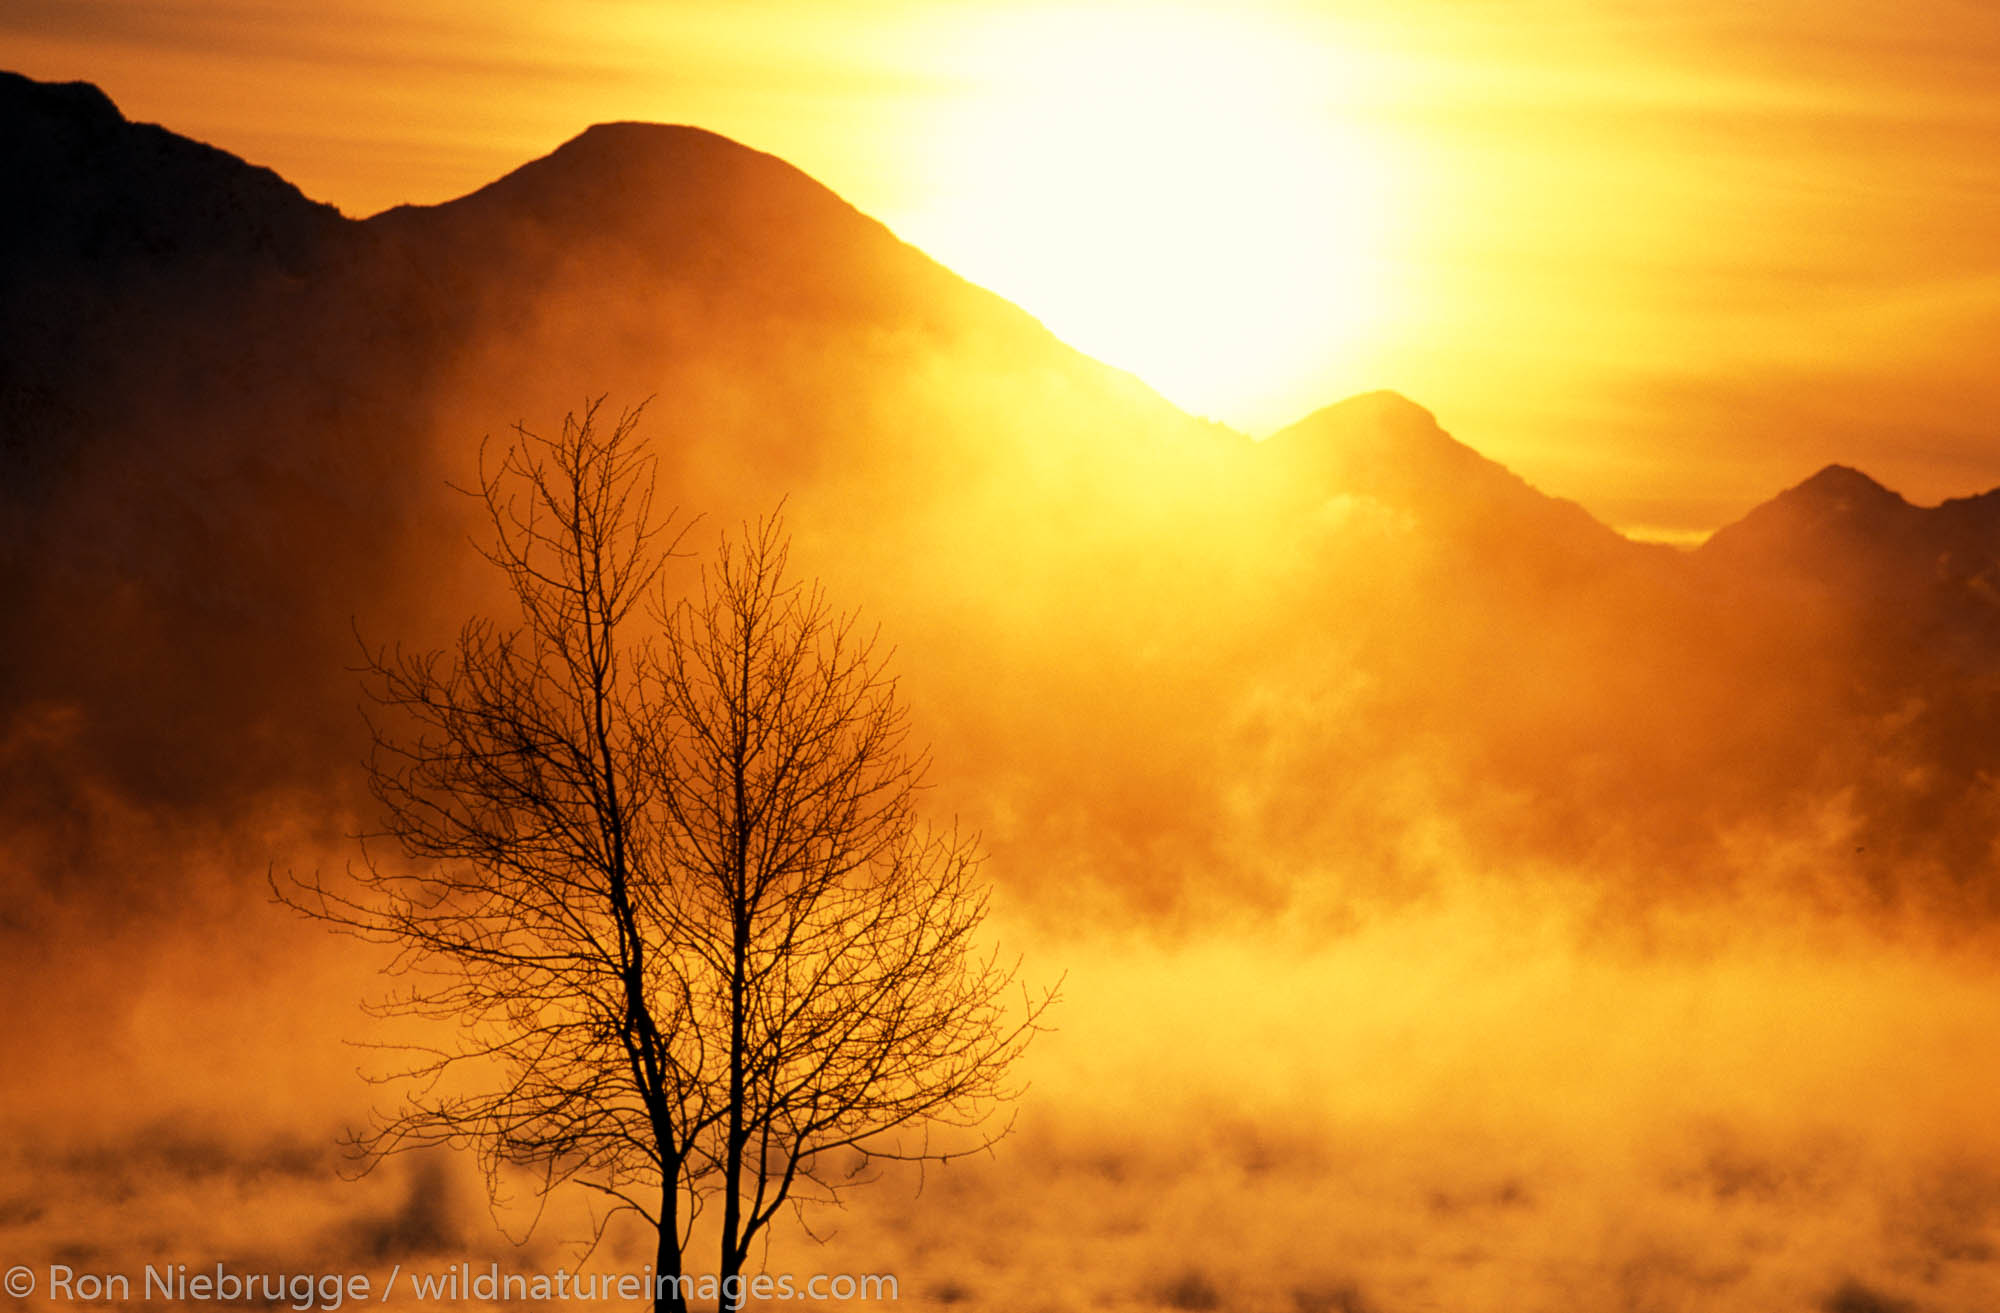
[14,13,2000,1308]
[11,0,2000,537]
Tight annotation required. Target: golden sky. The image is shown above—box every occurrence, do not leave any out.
[11,0,2000,537]
[14,17,2000,1312]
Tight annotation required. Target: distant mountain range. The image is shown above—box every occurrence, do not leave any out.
[6,69,2000,924]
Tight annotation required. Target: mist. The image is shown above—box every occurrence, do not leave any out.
[7,69,2000,1312]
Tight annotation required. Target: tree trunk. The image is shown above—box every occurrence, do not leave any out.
[719,636,753,1299]
[655,1174,690,1313]
[719,923,748,1298]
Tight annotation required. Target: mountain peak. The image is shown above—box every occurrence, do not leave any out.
[380,118,851,239]
[0,71,344,276]
[1258,389,1629,560]
[360,111,993,336]
[566,119,751,154]
[1269,390,1506,486]
[1311,389,1442,430]
[1698,461,1929,577]
[1788,464,1906,512]
[0,69,122,133]
[532,120,794,191]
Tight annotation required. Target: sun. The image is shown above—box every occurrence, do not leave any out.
[898,5,1404,432]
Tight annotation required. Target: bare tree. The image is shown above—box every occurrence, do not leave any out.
[282,400,1051,1312]
[282,398,710,1310]
[653,516,1054,1290]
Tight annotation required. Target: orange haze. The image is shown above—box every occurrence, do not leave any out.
[6,14,2000,1313]
[9,0,2000,538]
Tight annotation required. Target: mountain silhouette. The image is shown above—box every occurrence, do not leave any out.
[0,70,1240,912]
[1259,390,1645,572]
[6,68,2000,922]
[367,120,1008,331]
[1703,463,2000,607]
[0,70,343,276]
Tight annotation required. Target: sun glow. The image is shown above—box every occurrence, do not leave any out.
[899,7,1406,431]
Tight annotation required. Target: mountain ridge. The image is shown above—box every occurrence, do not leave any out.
[1258,389,1660,572]
[11,69,2000,919]
[1700,457,2000,590]
[11,68,1993,537]
[0,69,344,277]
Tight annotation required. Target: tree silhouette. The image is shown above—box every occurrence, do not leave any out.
[654,516,1050,1292]
[282,400,1050,1312]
